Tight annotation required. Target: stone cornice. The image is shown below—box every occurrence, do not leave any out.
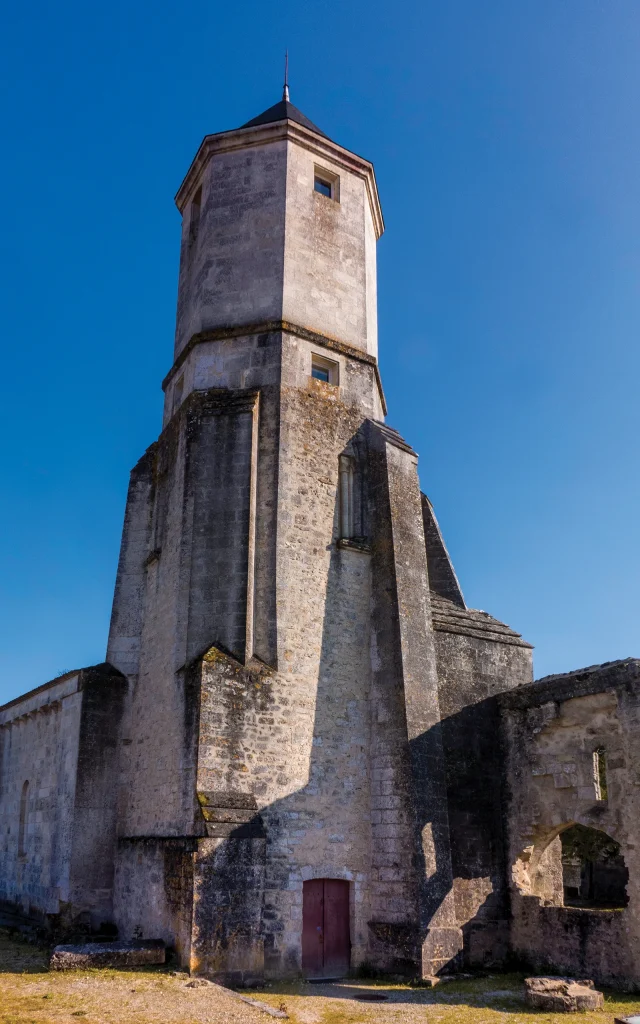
[499,658,640,710]
[0,670,80,719]
[162,320,388,415]
[174,119,384,240]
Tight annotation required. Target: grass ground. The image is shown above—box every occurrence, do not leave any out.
[0,932,263,1024]
[1,933,639,1024]
[249,973,640,1024]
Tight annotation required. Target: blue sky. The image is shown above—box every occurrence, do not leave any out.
[1,0,639,702]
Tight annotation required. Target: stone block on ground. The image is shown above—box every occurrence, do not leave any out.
[50,939,165,971]
[525,976,604,1012]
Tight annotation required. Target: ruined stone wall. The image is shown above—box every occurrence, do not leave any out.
[0,674,82,921]
[500,660,640,988]
[432,610,532,967]
[0,666,126,931]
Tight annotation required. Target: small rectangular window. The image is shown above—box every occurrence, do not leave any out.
[339,455,355,540]
[311,354,339,386]
[314,176,333,198]
[314,166,339,202]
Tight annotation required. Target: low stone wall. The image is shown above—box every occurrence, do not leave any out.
[512,895,634,988]
[114,837,196,967]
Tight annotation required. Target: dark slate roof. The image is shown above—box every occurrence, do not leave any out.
[240,99,329,139]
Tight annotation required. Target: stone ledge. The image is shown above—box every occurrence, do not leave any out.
[337,538,371,553]
[50,940,166,971]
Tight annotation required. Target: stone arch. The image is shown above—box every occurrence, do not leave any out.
[513,821,628,909]
[561,823,628,908]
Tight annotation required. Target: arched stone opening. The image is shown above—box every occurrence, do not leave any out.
[513,822,628,910]
[561,824,628,909]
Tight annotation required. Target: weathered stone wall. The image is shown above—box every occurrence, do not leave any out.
[109,415,198,838]
[106,448,156,679]
[190,358,380,981]
[187,398,470,983]
[283,140,377,356]
[174,139,288,358]
[0,674,82,921]
[432,606,533,967]
[108,337,283,839]
[0,665,126,931]
[114,837,195,962]
[500,660,640,988]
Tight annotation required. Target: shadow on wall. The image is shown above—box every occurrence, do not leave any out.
[436,697,513,970]
[191,426,468,982]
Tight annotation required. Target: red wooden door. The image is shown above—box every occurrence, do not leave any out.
[302,879,324,978]
[302,879,350,979]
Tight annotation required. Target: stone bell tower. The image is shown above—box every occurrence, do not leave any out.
[106,86,465,983]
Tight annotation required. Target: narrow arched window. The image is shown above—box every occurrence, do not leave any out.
[593,747,608,801]
[189,186,202,244]
[338,455,355,540]
[18,780,29,856]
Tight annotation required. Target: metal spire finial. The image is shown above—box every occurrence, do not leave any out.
[283,51,290,102]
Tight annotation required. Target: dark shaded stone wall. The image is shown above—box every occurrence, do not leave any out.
[511,898,633,987]
[367,423,461,977]
[191,836,267,984]
[421,495,464,608]
[114,837,196,964]
[184,388,259,664]
[432,602,533,967]
[68,664,127,929]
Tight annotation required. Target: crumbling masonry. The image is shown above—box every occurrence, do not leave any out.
[1,93,638,987]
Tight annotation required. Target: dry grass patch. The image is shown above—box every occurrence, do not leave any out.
[0,933,267,1024]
